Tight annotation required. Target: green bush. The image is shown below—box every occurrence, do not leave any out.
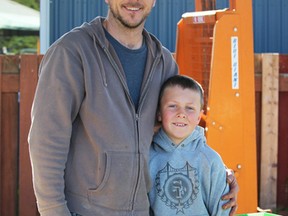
[0,0,40,54]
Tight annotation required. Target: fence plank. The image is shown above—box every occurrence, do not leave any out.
[19,55,40,216]
[1,93,18,216]
[0,55,20,216]
[260,54,279,209]
[278,91,288,210]
[0,56,2,216]
[277,53,288,210]
[2,74,19,93]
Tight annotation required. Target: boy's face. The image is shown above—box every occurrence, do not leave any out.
[158,86,203,145]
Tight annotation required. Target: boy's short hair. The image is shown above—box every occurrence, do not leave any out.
[158,75,204,109]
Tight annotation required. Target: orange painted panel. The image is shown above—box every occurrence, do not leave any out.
[175,0,258,213]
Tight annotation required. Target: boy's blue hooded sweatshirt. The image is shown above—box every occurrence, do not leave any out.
[149,126,230,216]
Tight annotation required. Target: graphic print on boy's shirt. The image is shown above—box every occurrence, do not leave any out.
[154,162,199,214]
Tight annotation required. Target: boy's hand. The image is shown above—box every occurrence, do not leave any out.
[222,169,239,216]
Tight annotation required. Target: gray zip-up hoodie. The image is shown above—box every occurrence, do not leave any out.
[28,17,178,216]
[149,126,230,216]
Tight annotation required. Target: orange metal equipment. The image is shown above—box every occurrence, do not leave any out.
[175,0,257,214]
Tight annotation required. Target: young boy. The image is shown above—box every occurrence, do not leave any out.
[149,75,231,216]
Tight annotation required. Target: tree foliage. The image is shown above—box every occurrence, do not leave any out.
[1,0,40,54]
[13,0,40,10]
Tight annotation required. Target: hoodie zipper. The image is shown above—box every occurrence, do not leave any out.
[130,56,161,211]
[103,47,138,211]
[103,45,162,211]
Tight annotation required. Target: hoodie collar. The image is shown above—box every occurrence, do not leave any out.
[80,17,163,59]
[153,126,205,152]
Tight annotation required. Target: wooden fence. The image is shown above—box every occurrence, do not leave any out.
[0,54,287,215]
[254,54,288,212]
[0,55,41,216]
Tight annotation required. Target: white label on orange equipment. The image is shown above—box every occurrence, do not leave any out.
[231,36,239,89]
[193,16,205,24]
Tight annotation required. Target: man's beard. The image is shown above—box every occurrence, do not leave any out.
[109,7,149,29]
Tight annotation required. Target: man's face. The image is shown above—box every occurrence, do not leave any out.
[105,0,156,29]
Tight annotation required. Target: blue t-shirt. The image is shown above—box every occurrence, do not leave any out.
[105,29,147,110]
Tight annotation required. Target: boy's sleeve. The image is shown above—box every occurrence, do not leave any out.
[208,156,231,216]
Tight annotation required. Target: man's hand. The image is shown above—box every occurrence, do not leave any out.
[222,169,239,216]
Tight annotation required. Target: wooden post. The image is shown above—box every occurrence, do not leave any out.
[1,92,18,216]
[260,54,279,209]
[19,55,40,216]
[0,56,20,216]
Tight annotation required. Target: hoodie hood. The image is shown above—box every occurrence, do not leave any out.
[79,17,164,60]
[73,16,167,90]
[152,126,205,153]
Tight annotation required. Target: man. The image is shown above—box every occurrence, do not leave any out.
[28,0,238,215]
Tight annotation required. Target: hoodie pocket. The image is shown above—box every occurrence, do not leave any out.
[87,151,141,210]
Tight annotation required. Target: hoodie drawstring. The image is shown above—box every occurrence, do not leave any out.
[92,34,108,87]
